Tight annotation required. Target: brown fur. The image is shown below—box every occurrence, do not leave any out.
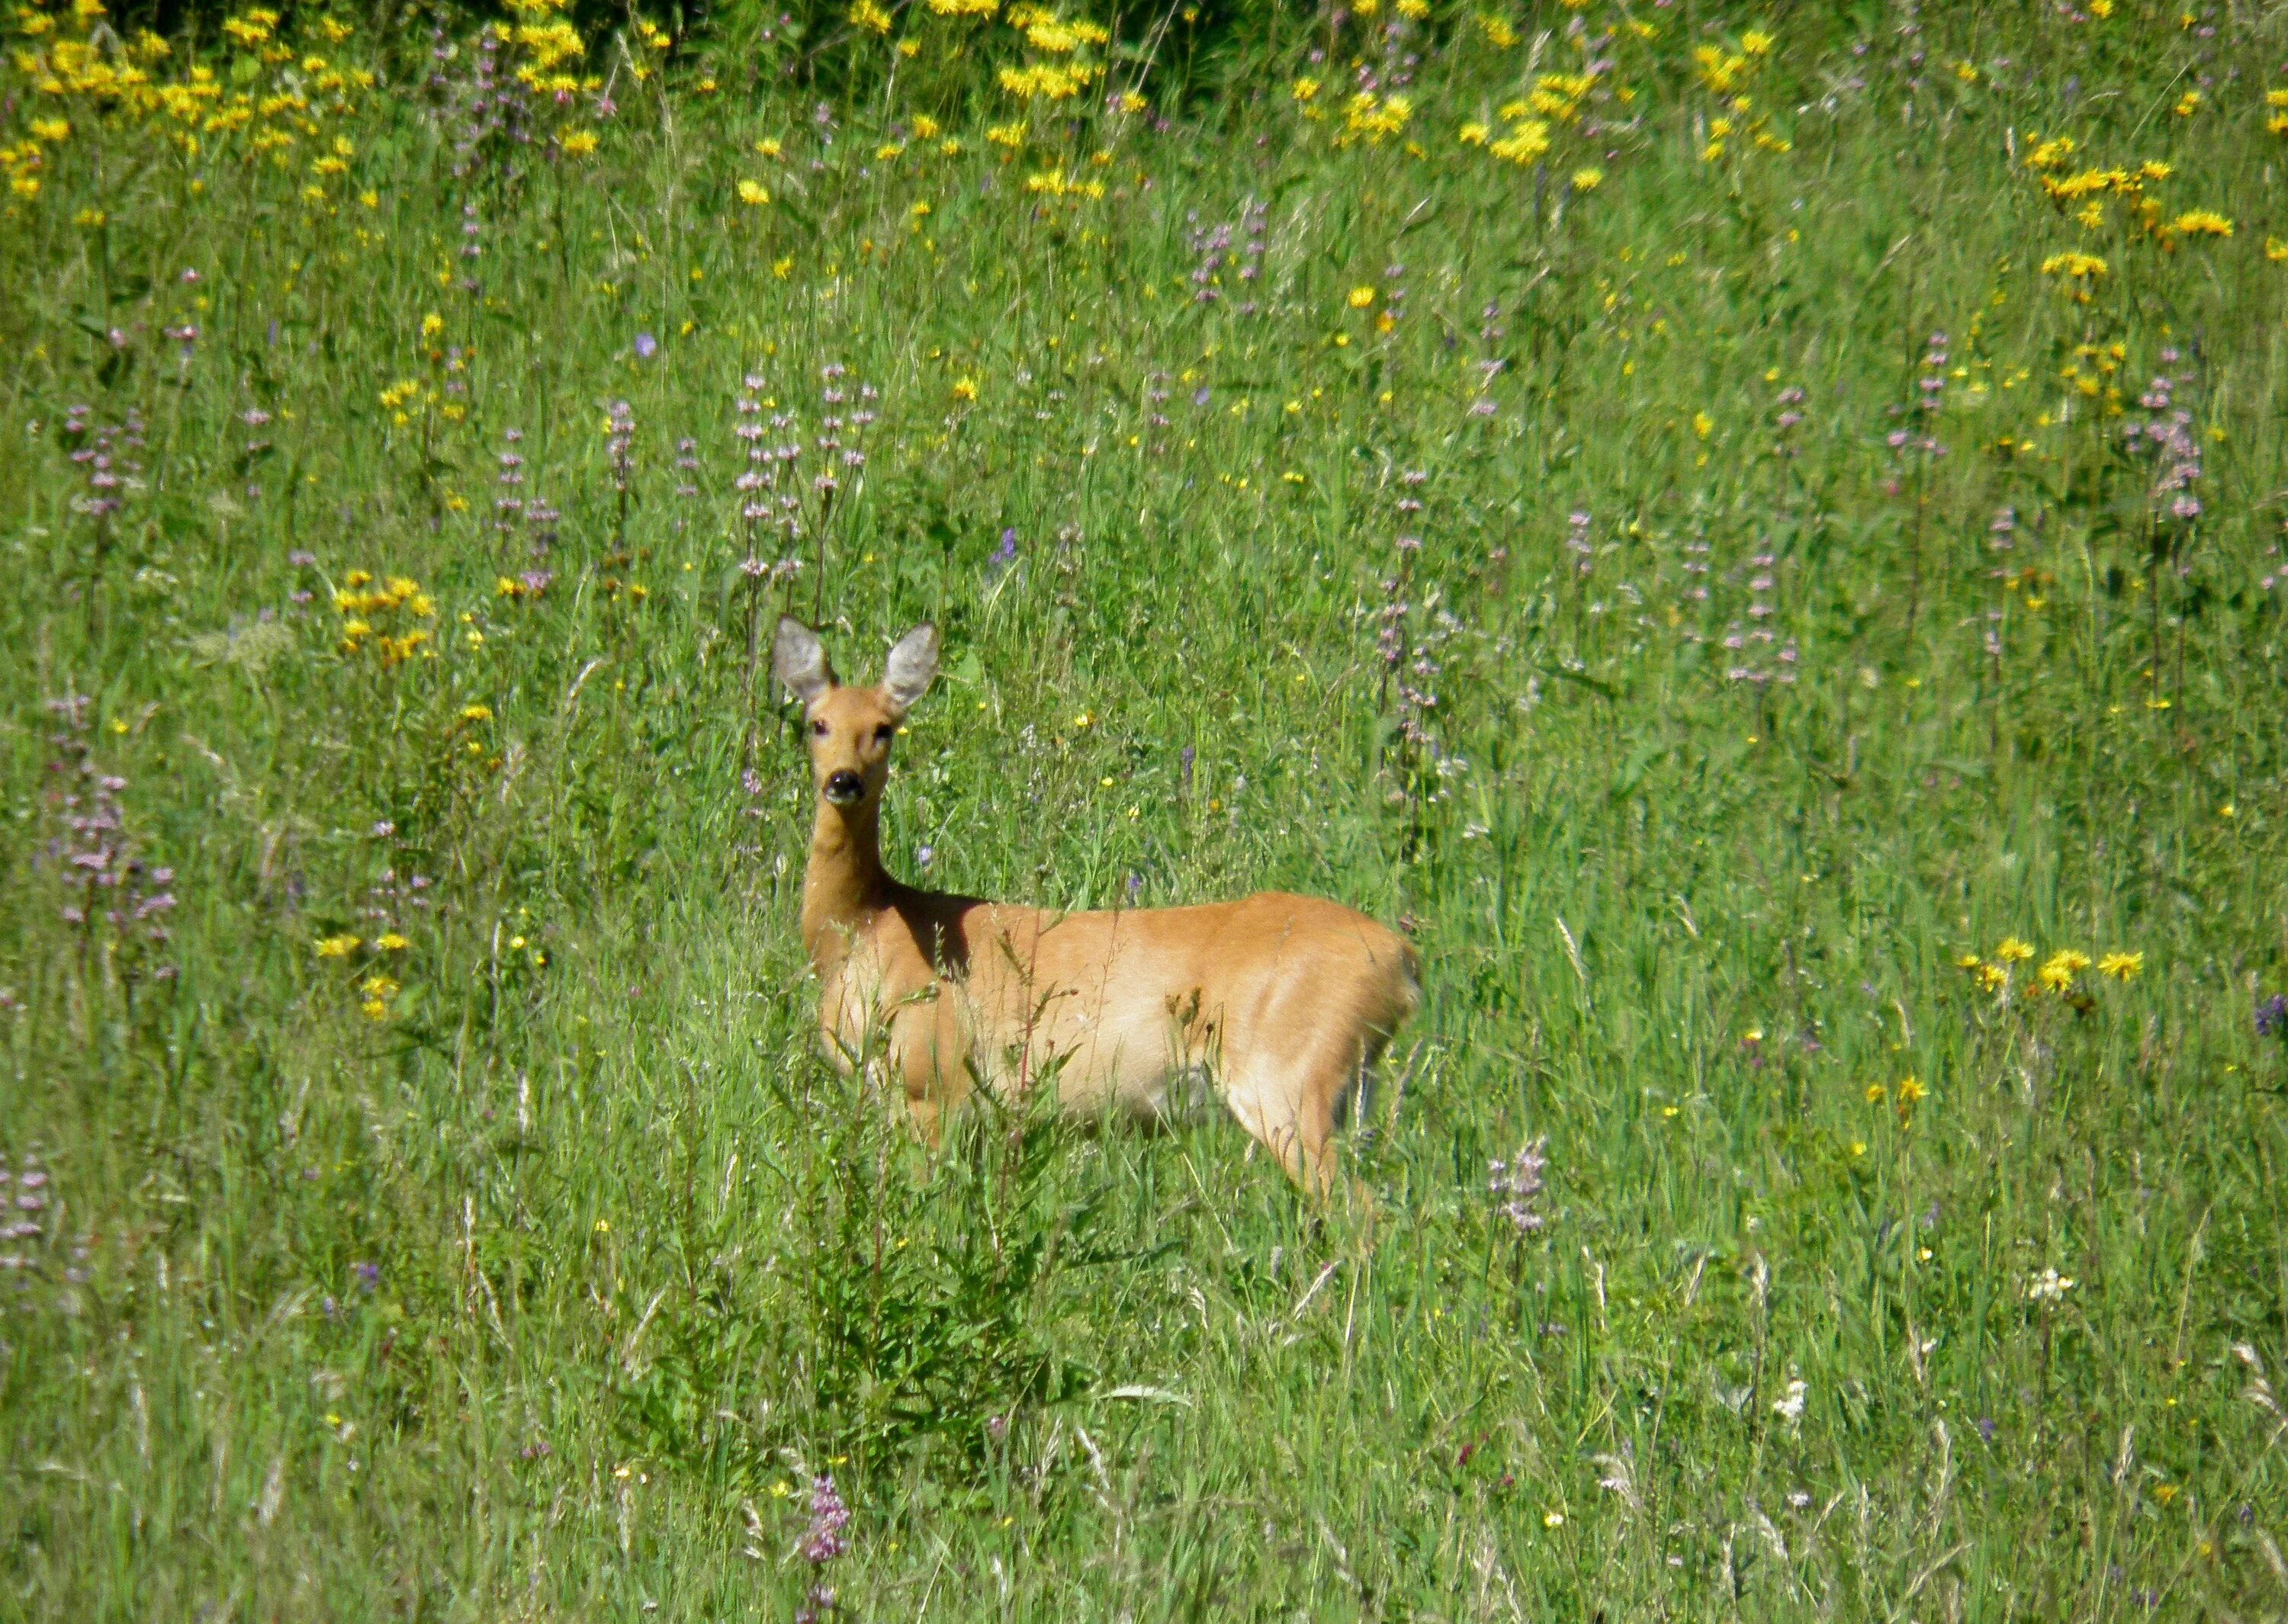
[775,618,1419,1196]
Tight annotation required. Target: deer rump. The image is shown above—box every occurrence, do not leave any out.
[821,887,1419,1170]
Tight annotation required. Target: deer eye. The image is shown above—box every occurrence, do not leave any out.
[873,723,895,743]
[810,718,830,737]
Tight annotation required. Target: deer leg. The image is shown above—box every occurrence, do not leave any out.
[1223,1038,1354,1200]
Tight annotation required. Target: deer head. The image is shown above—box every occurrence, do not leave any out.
[773,618,939,810]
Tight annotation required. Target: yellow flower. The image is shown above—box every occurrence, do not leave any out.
[1896,1077,1927,1104]
[2037,961,2076,993]
[560,129,599,157]
[2039,250,2108,282]
[951,376,979,402]
[754,136,783,158]
[1691,410,1714,440]
[375,931,410,952]
[1994,937,2035,963]
[29,118,69,143]
[361,974,400,998]
[1457,121,1489,146]
[2024,135,2076,171]
[1865,1083,1886,1103]
[737,178,770,206]
[773,256,795,279]
[1975,963,2008,992]
[2170,210,2233,239]
[1955,953,1983,970]
[1488,119,1549,164]
[1290,75,1320,101]
[361,998,390,1020]
[912,115,940,140]
[2049,948,2092,974]
[1476,12,1516,48]
[1571,165,1603,191]
[461,702,493,722]
[1740,27,1772,55]
[316,933,360,958]
[848,0,892,32]
[2098,951,2142,980]
[1348,285,1376,309]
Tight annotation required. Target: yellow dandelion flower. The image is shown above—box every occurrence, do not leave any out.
[1865,1083,1886,1103]
[1896,1077,1927,1104]
[374,931,410,952]
[461,702,493,722]
[2098,951,2143,980]
[1995,937,2035,962]
[316,933,360,958]
[560,129,599,158]
[1740,28,1772,55]
[2171,210,2233,238]
[1290,76,1319,103]
[737,178,770,206]
[1348,285,1377,309]
[1476,12,1516,47]
[1571,165,1603,191]
[951,376,979,402]
[1457,121,1489,146]
[1488,119,1549,164]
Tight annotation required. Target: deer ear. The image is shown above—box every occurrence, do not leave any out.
[773,618,836,707]
[880,623,940,715]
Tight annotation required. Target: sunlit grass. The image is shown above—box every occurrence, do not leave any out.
[3,0,2287,1617]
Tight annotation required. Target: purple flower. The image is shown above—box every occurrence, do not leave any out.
[352,1260,380,1293]
[2257,994,2287,1038]
[1488,1138,1549,1234]
[800,1474,850,1563]
[632,332,657,359]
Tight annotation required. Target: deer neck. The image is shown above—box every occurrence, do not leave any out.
[801,798,891,971]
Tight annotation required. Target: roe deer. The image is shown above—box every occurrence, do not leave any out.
[773,618,1420,1196]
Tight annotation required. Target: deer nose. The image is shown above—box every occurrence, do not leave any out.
[823,770,865,805]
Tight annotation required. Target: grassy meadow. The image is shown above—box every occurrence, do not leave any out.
[6,0,2288,1616]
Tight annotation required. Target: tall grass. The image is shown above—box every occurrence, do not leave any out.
[4,0,2287,1616]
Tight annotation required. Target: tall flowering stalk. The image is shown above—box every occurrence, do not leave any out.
[43,692,176,1033]
[794,1473,850,1623]
[61,404,143,638]
[2122,348,2203,707]
[606,398,636,544]
[1883,329,1949,640]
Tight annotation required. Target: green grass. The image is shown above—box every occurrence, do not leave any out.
[5,1,2288,1617]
